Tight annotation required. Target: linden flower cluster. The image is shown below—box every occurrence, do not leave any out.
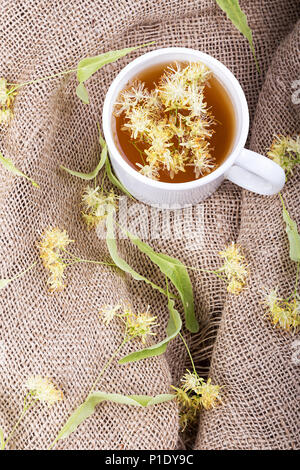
[0,78,16,125]
[218,242,248,294]
[25,376,63,407]
[101,303,158,344]
[81,186,118,229]
[267,135,300,179]
[173,370,221,430]
[115,62,216,180]
[38,227,72,292]
[264,289,300,332]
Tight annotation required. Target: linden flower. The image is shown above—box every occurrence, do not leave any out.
[264,290,300,332]
[145,89,162,114]
[115,81,148,115]
[183,61,211,84]
[198,378,222,410]
[0,78,16,107]
[40,227,71,251]
[0,108,13,125]
[25,376,63,407]
[173,373,222,429]
[190,142,215,177]
[168,113,186,138]
[82,187,117,229]
[168,151,186,179]
[146,120,174,154]
[173,388,200,430]
[264,288,280,311]
[227,278,244,295]
[158,73,188,110]
[218,242,248,293]
[101,304,122,325]
[185,84,208,116]
[124,305,158,344]
[267,135,300,178]
[123,106,153,139]
[181,370,202,393]
[136,162,160,180]
[0,78,17,126]
[185,115,214,139]
[38,228,72,292]
[115,61,216,181]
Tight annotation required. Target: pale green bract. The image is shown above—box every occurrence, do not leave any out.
[0,279,11,290]
[60,128,134,198]
[119,297,182,363]
[56,392,175,441]
[75,82,90,104]
[60,130,108,180]
[105,154,133,198]
[106,208,168,297]
[126,231,198,333]
[280,195,300,262]
[98,131,134,198]
[0,428,4,450]
[0,151,39,188]
[76,43,153,103]
[215,0,259,71]
[76,45,152,82]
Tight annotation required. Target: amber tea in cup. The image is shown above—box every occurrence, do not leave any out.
[112,61,235,184]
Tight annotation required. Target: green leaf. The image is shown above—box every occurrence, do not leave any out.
[106,208,169,298]
[105,156,134,198]
[0,151,39,188]
[0,279,11,290]
[57,392,175,441]
[125,231,198,333]
[119,297,182,363]
[0,428,5,450]
[280,195,300,262]
[77,43,153,83]
[60,131,107,180]
[76,82,89,104]
[97,127,132,197]
[215,0,260,72]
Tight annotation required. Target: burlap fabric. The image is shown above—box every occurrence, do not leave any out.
[0,0,299,450]
[195,19,300,450]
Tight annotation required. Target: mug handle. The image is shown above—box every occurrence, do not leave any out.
[224,148,285,195]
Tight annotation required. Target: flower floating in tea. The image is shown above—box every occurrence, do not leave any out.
[114,62,216,180]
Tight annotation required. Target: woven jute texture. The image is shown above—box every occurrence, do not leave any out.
[0,0,299,450]
[195,20,300,450]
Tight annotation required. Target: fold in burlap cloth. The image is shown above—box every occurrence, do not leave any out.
[0,1,299,450]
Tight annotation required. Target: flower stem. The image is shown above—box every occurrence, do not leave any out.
[2,394,34,450]
[179,332,197,376]
[185,265,225,280]
[7,69,76,95]
[131,142,146,165]
[62,249,117,268]
[48,332,128,450]
[89,338,127,394]
[294,262,300,299]
[11,261,37,281]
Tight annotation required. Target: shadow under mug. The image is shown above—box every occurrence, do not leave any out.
[102,47,285,209]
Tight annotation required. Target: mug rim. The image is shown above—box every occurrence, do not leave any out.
[102,47,249,192]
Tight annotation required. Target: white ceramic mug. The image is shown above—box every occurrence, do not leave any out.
[102,47,285,208]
